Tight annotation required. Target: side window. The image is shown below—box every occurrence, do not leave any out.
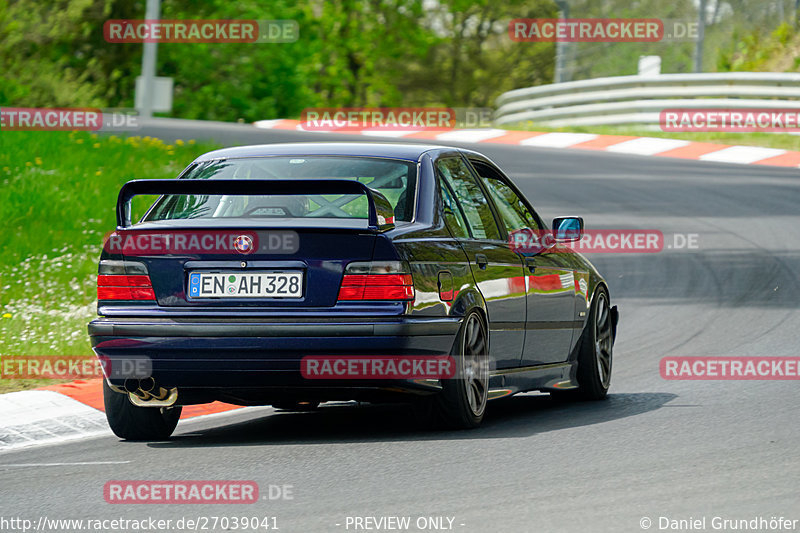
[439,181,470,238]
[471,160,539,233]
[436,158,501,241]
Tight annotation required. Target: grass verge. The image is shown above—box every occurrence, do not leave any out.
[0,131,219,393]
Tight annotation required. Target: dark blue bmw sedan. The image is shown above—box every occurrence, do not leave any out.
[89,143,617,440]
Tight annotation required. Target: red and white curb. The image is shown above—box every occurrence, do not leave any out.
[0,390,110,451]
[254,119,800,168]
[0,380,248,452]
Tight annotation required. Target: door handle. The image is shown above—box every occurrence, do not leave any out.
[475,254,489,270]
[524,257,536,273]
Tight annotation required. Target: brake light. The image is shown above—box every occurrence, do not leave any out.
[97,260,156,301]
[338,261,415,301]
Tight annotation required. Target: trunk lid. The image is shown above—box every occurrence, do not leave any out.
[110,178,395,309]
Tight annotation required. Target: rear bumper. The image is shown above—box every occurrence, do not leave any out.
[88,317,456,338]
[88,316,460,394]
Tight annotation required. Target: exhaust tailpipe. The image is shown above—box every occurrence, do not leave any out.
[125,378,178,407]
[139,377,156,393]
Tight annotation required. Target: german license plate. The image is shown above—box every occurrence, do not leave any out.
[188,271,303,298]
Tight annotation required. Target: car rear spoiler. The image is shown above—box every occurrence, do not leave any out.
[116,179,396,231]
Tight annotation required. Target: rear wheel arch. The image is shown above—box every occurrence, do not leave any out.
[449,302,489,354]
[466,306,489,337]
[450,286,487,319]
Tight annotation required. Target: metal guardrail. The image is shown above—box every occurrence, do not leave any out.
[494,73,800,128]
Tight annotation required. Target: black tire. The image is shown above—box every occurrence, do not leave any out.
[431,310,490,429]
[103,380,182,441]
[554,287,613,401]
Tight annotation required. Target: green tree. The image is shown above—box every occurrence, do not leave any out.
[0,0,143,107]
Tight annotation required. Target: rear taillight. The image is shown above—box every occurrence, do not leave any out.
[97,260,155,301]
[338,261,415,301]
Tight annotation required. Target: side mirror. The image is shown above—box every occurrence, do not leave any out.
[552,216,583,242]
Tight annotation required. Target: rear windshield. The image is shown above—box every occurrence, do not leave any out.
[142,156,417,223]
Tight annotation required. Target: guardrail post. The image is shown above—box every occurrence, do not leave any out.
[694,0,707,73]
[554,0,569,83]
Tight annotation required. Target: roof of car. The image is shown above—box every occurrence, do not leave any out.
[192,142,453,163]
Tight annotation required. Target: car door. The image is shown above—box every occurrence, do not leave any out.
[467,158,576,366]
[436,155,526,370]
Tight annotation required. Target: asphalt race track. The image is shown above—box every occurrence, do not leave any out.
[2,119,799,532]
